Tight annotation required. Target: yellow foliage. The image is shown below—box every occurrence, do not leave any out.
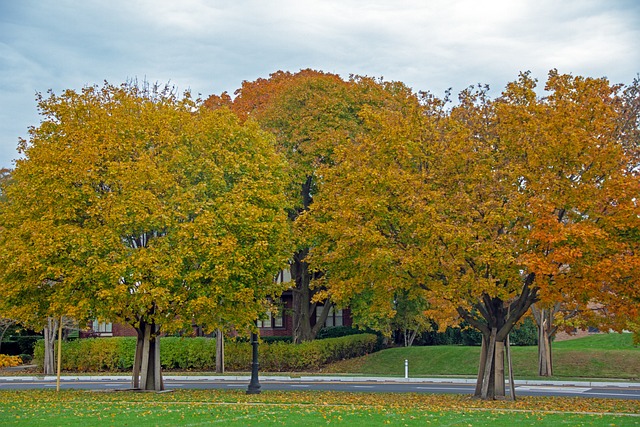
[0,82,293,335]
[0,354,22,368]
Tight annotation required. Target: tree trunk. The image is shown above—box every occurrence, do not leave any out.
[132,321,164,391]
[404,329,417,347]
[290,248,332,343]
[291,252,313,343]
[131,323,145,389]
[43,317,59,375]
[290,175,332,344]
[215,328,225,374]
[481,328,497,400]
[474,335,487,397]
[532,305,556,377]
[459,274,539,400]
[494,340,505,397]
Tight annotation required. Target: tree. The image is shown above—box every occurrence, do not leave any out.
[304,71,638,399]
[0,82,291,390]
[530,74,640,376]
[206,70,418,342]
[391,290,432,347]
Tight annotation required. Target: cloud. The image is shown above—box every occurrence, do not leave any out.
[0,0,638,168]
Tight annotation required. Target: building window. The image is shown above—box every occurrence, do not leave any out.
[275,269,292,284]
[92,320,113,336]
[257,310,284,329]
[316,306,343,327]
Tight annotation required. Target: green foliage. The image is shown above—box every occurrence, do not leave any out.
[260,336,292,344]
[415,318,537,347]
[0,82,292,337]
[508,317,538,346]
[317,326,368,339]
[161,338,216,370]
[32,334,378,372]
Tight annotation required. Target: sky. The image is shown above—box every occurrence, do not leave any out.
[0,0,638,169]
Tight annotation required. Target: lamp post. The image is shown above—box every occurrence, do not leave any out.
[246,330,261,394]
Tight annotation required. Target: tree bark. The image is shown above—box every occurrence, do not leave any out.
[404,329,418,347]
[290,248,332,343]
[132,320,164,391]
[215,328,225,374]
[131,319,144,389]
[494,340,505,397]
[474,335,487,397]
[481,327,497,400]
[43,317,59,375]
[291,251,313,343]
[532,304,557,377]
[289,175,333,344]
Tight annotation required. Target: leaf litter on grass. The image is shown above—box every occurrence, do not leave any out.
[0,389,638,426]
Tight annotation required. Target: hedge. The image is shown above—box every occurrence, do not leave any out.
[414,317,539,346]
[32,334,378,372]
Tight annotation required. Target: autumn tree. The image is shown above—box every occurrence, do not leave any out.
[206,70,418,342]
[0,82,291,390]
[527,73,640,376]
[305,71,639,400]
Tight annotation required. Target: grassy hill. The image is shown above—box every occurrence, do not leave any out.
[321,333,639,380]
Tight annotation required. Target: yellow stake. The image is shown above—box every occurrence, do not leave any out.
[56,316,62,392]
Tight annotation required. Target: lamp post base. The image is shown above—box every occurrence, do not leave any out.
[246,331,261,395]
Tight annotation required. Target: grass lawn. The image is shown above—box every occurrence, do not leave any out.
[0,389,638,426]
[322,333,640,380]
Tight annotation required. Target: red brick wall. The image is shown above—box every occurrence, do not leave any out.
[112,323,137,337]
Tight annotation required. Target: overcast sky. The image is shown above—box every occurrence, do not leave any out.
[1,0,638,169]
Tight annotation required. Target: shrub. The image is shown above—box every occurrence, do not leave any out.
[317,326,365,339]
[415,319,538,347]
[0,354,22,368]
[509,317,538,346]
[32,334,379,372]
[261,336,292,344]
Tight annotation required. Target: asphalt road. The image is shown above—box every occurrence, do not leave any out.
[1,376,639,400]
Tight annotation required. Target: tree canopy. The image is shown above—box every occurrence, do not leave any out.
[206,69,421,342]
[0,82,292,389]
[304,71,639,399]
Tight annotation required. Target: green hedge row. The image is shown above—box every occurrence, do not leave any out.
[33,334,378,372]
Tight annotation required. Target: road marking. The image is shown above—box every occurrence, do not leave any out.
[585,392,640,398]
[225,384,245,388]
[416,387,472,391]
[517,386,591,393]
[352,385,374,389]
[290,385,310,388]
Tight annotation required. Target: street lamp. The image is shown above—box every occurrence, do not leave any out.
[246,330,261,394]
